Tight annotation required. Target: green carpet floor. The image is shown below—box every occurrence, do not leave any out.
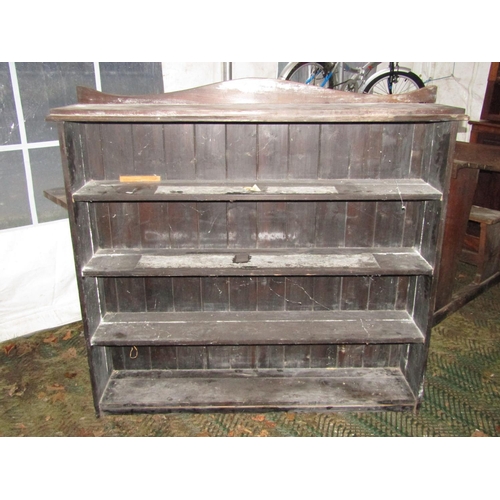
[2,264,499,437]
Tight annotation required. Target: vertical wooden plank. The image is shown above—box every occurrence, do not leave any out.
[347,124,368,179]
[285,277,314,311]
[338,345,364,368]
[100,124,134,179]
[318,124,350,179]
[257,201,287,248]
[63,123,88,189]
[151,347,178,370]
[257,124,288,180]
[101,277,118,313]
[288,124,320,179]
[402,201,423,248]
[380,123,412,179]
[436,166,479,310]
[230,346,257,369]
[83,123,104,180]
[389,345,403,367]
[409,123,426,179]
[284,345,311,368]
[255,345,285,369]
[310,345,338,368]
[373,201,405,247]
[177,346,208,370]
[207,346,232,369]
[426,122,452,191]
[111,347,125,370]
[412,275,432,334]
[163,124,196,180]
[145,277,174,312]
[201,277,229,311]
[341,277,370,310]
[345,202,375,247]
[315,202,347,247]
[198,202,228,249]
[419,123,436,184]
[226,124,258,180]
[286,202,316,247]
[420,200,442,267]
[368,276,398,310]
[108,202,141,249]
[195,124,226,180]
[123,346,152,370]
[173,277,202,312]
[257,277,285,311]
[139,202,170,248]
[364,123,384,179]
[405,276,418,318]
[229,277,258,311]
[395,276,410,311]
[116,277,147,312]
[92,203,112,250]
[312,276,341,311]
[168,202,199,248]
[227,202,257,248]
[132,124,165,175]
[363,345,392,368]
[403,343,427,396]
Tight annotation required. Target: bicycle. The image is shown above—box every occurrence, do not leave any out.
[279,62,425,95]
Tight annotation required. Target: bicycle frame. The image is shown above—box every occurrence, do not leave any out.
[280,62,415,92]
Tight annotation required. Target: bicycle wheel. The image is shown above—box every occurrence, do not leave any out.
[281,62,334,89]
[364,70,424,95]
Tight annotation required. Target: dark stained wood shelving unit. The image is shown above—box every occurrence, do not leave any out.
[47,78,465,415]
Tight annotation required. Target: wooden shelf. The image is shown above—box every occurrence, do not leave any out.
[83,248,433,277]
[74,179,442,202]
[92,310,424,346]
[99,367,416,413]
[47,79,461,415]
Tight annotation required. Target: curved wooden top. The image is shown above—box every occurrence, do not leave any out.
[47,78,467,123]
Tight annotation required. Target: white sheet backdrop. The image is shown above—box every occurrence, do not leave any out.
[0,219,81,342]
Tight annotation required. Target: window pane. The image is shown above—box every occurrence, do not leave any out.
[0,150,31,229]
[0,62,21,145]
[100,62,164,95]
[16,62,95,143]
[29,146,67,223]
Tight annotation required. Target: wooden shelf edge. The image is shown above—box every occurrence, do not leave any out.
[73,178,443,202]
[43,187,68,210]
[82,248,433,277]
[99,367,416,414]
[91,310,425,346]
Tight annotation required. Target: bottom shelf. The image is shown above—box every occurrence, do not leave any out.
[99,367,416,413]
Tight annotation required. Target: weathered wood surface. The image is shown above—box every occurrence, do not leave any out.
[434,271,500,325]
[92,310,424,346]
[435,167,479,311]
[454,140,500,172]
[46,79,465,123]
[43,187,68,209]
[74,179,442,202]
[49,78,460,414]
[435,140,500,313]
[82,248,433,277]
[100,367,416,413]
[469,205,500,224]
[76,79,438,105]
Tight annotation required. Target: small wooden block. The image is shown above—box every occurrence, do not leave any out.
[119,175,161,183]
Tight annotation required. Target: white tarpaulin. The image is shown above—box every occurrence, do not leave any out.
[0,219,81,342]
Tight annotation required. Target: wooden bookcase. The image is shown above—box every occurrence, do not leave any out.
[469,63,500,211]
[47,79,465,415]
